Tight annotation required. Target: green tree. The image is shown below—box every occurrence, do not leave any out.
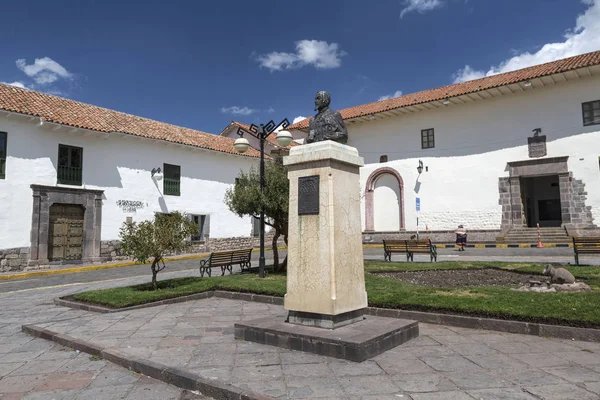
[118,211,198,290]
[225,157,289,273]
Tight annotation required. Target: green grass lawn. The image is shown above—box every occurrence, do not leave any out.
[73,261,600,328]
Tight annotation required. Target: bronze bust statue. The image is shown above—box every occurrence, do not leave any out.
[306,91,348,144]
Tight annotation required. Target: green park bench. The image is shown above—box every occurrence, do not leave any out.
[572,237,600,265]
[199,248,252,277]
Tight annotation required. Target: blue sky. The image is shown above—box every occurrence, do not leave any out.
[1,0,598,134]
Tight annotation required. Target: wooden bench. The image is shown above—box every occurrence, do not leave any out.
[572,237,600,265]
[199,248,252,277]
[405,240,438,262]
[383,240,406,262]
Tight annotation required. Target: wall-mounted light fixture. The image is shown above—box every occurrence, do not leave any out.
[532,128,542,136]
[523,81,532,87]
[151,167,163,180]
[442,99,450,105]
[417,160,424,174]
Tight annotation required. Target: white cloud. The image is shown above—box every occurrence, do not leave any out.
[452,0,600,83]
[1,81,27,89]
[220,106,257,116]
[267,106,275,113]
[400,0,444,18]
[257,40,347,71]
[293,116,306,124]
[15,57,72,85]
[451,65,485,83]
[378,90,403,101]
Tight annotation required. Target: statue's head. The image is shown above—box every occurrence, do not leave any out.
[314,91,331,112]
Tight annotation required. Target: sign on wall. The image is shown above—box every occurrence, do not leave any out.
[116,200,146,213]
[416,197,420,212]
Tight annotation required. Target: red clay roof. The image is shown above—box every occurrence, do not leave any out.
[0,84,262,158]
[288,50,600,130]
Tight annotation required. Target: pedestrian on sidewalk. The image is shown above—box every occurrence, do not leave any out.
[455,224,467,251]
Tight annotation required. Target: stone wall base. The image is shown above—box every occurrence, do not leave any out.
[1,234,287,273]
[0,247,30,272]
[363,230,501,244]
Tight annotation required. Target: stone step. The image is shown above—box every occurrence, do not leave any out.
[503,234,569,238]
[509,229,567,233]
[504,234,570,238]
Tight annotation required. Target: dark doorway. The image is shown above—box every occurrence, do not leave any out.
[521,175,562,227]
[49,204,85,261]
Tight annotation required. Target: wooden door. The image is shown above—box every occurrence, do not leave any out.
[49,204,85,261]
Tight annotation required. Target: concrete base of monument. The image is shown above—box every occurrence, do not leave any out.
[234,315,419,362]
[286,309,366,329]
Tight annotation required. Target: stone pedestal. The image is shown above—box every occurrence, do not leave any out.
[283,141,368,326]
[233,141,419,362]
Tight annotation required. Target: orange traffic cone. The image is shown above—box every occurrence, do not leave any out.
[537,223,544,248]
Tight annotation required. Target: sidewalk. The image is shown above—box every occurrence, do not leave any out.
[19,294,600,399]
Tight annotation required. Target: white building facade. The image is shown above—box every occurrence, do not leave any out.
[288,51,600,243]
[0,87,261,271]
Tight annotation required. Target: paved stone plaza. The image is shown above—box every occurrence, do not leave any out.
[12,295,600,399]
[1,253,600,399]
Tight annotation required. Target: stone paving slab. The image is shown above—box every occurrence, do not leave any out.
[0,275,215,400]
[21,297,600,399]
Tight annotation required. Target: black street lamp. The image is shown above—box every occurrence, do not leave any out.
[233,118,293,278]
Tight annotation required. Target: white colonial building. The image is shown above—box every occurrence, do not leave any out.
[2,51,600,272]
[0,85,265,271]
[288,50,600,243]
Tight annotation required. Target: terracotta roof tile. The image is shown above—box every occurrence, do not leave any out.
[0,84,262,159]
[288,50,600,130]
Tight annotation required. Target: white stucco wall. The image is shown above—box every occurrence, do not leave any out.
[359,130,600,231]
[352,75,600,232]
[0,116,259,249]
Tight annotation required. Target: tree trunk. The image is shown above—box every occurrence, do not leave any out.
[272,230,280,272]
[151,259,159,291]
[280,233,288,273]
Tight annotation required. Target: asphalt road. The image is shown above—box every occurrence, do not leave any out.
[1,246,596,294]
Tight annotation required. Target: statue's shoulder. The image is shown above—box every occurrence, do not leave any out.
[332,109,344,121]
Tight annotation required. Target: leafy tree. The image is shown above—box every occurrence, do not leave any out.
[225,156,289,273]
[119,211,198,290]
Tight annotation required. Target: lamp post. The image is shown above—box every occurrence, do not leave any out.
[233,118,292,278]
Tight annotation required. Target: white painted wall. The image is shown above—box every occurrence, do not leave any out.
[352,75,600,232]
[360,130,600,231]
[0,116,259,249]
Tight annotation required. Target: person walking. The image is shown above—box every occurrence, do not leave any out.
[455,224,467,251]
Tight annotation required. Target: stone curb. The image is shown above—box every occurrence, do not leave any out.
[54,290,600,342]
[365,308,600,343]
[21,324,276,400]
[54,291,215,313]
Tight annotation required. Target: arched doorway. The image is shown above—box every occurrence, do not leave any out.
[365,167,405,232]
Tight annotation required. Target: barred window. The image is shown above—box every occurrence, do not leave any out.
[57,144,83,185]
[421,128,435,149]
[163,163,181,196]
[582,100,600,126]
[0,132,6,179]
